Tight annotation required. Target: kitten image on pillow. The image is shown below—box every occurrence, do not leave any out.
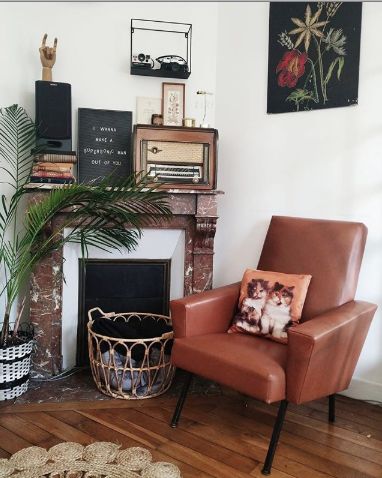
[236,279,269,332]
[261,282,294,339]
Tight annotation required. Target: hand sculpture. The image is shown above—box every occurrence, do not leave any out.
[39,33,57,81]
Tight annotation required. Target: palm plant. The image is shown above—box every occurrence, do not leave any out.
[0,104,171,348]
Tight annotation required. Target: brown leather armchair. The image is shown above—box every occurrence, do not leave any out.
[169,216,377,475]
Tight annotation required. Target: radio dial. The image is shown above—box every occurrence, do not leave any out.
[148,146,162,154]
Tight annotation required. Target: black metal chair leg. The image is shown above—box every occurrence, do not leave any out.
[170,371,193,428]
[261,400,288,475]
[329,394,336,423]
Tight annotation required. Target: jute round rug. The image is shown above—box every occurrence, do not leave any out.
[0,442,181,478]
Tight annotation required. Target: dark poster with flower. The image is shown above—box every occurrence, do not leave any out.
[267,2,362,114]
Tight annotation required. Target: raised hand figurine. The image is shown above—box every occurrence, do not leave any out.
[39,33,57,81]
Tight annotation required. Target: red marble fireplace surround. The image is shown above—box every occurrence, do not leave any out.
[28,189,221,378]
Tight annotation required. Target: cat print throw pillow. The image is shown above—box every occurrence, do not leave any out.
[228,269,312,343]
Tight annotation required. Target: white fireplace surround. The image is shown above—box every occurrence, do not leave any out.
[62,228,185,370]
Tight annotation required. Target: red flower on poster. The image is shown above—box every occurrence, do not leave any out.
[276,50,308,88]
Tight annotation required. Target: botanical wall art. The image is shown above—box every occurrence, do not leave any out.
[267,2,362,113]
[162,82,185,126]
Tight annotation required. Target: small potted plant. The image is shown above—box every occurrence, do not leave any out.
[0,104,171,400]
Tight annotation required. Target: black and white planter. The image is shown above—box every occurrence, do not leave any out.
[0,339,34,401]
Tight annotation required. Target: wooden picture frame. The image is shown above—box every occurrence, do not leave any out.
[162,82,185,126]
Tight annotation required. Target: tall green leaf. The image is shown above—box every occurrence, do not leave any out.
[0,105,35,190]
[0,104,172,347]
[324,57,345,86]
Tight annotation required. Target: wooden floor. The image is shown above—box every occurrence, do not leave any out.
[0,393,381,477]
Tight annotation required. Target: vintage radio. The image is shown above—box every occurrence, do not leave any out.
[134,125,218,190]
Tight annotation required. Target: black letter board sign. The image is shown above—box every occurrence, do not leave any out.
[78,108,132,184]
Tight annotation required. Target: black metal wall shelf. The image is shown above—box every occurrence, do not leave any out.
[130,19,192,80]
[130,66,190,79]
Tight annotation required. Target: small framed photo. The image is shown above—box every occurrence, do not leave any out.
[162,82,185,126]
[136,97,161,124]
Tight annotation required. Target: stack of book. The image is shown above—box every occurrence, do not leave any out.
[30,151,77,185]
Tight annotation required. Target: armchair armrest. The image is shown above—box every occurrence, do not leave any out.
[287,300,377,404]
[170,282,240,338]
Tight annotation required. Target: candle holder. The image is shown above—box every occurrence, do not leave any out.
[196,90,213,128]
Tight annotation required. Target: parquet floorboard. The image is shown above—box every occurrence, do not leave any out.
[219,403,382,477]
[48,409,210,478]
[225,400,382,466]
[0,448,10,458]
[0,414,62,450]
[0,393,381,477]
[143,403,331,478]
[81,407,258,475]
[0,424,32,454]
[19,411,96,444]
[250,399,382,453]
[336,395,382,423]
[282,401,382,444]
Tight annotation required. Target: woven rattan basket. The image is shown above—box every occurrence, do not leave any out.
[87,308,175,399]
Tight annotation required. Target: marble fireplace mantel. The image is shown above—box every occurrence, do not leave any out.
[27,189,222,378]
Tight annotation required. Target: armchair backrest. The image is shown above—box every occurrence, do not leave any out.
[257,216,367,321]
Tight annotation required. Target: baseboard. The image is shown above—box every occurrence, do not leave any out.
[340,377,382,402]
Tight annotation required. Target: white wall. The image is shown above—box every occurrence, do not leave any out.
[0,1,218,143]
[0,1,218,315]
[214,2,382,401]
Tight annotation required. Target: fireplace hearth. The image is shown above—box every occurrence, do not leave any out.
[28,189,222,378]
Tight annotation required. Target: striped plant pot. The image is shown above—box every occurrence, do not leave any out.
[0,339,34,401]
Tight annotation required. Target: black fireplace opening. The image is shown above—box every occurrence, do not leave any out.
[77,258,171,366]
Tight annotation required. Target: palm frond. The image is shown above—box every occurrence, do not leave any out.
[68,228,141,254]
[0,105,35,190]
[0,188,28,236]
[0,105,172,346]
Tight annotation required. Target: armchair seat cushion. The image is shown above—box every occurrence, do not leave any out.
[172,333,288,403]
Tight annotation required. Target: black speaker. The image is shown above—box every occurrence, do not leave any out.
[35,80,72,151]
